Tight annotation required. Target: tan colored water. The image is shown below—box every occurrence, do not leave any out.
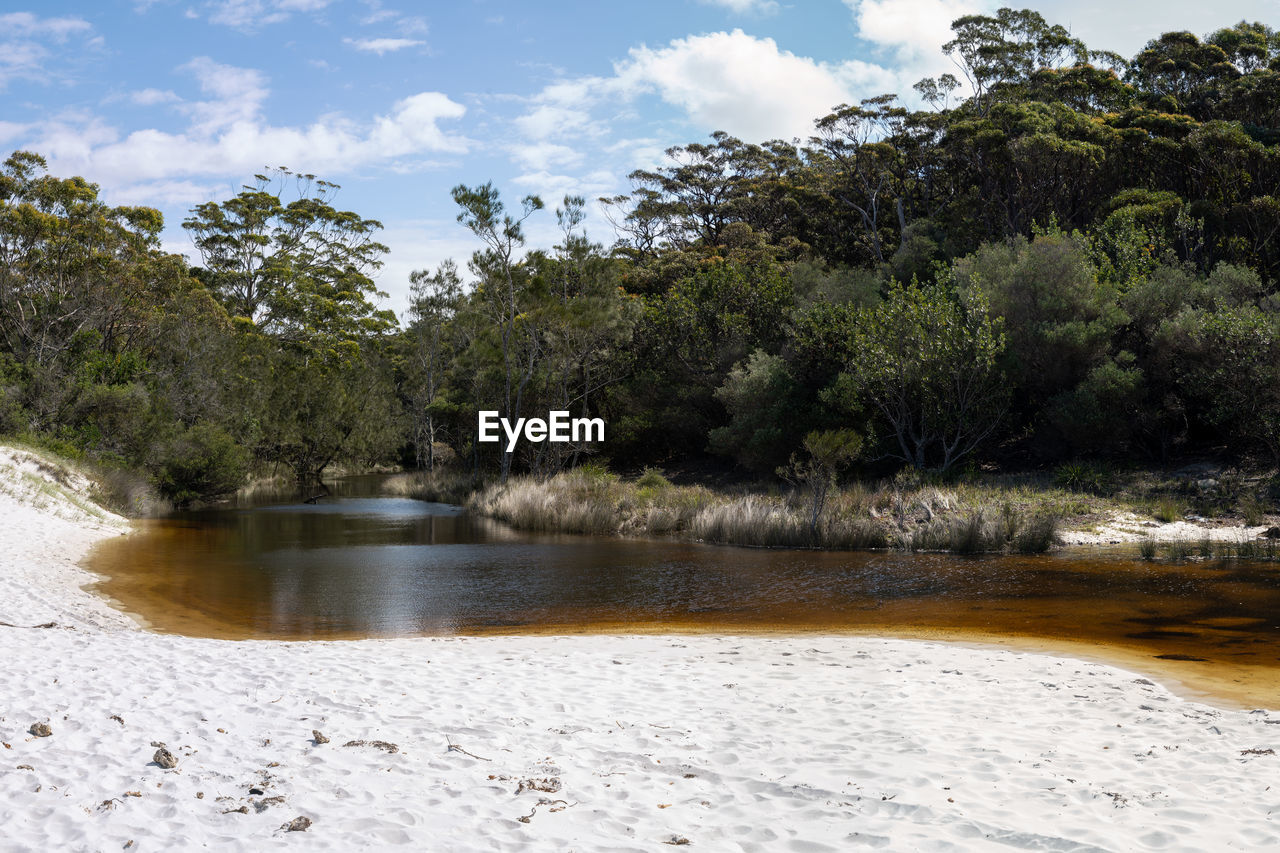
[85,490,1280,708]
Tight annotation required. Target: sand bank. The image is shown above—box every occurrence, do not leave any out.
[2,450,1278,851]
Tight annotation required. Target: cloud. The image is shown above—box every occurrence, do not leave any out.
[509,142,584,173]
[0,12,95,90]
[697,0,780,14]
[204,0,334,30]
[130,88,182,106]
[177,57,268,133]
[16,58,468,194]
[344,37,424,55]
[0,11,92,40]
[845,0,985,62]
[610,30,898,140]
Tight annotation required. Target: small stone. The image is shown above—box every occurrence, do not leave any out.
[28,723,51,738]
[312,729,329,745]
[196,792,204,799]
[153,747,178,769]
[285,816,312,832]
[16,764,33,771]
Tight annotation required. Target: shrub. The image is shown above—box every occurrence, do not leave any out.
[1152,497,1183,523]
[636,467,672,490]
[154,424,250,505]
[1054,461,1109,494]
[1013,514,1060,553]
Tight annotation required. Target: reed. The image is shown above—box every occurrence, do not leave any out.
[381,469,476,505]
[690,497,808,547]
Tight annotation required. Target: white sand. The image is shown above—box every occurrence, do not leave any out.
[1060,511,1272,547]
[3,449,1279,851]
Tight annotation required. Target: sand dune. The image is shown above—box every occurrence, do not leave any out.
[1,450,1277,851]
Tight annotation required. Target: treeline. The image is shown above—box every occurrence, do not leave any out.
[2,9,1280,505]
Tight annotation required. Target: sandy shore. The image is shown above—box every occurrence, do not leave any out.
[1059,512,1273,547]
[2,452,1279,850]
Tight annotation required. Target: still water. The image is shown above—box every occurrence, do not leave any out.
[87,478,1280,705]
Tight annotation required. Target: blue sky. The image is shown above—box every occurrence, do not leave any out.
[2,0,1277,314]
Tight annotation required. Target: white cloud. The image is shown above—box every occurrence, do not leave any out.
[513,30,914,149]
[845,0,985,62]
[0,12,95,90]
[130,88,182,106]
[509,141,583,172]
[0,12,92,40]
[178,57,268,133]
[109,178,232,207]
[344,37,424,55]
[16,58,468,193]
[204,0,334,30]
[698,0,780,14]
[613,30,892,140]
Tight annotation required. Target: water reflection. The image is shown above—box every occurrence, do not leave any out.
[87,489,1280,704]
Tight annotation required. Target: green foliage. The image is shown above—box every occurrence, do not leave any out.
[1153,497,1183,523]
[1054,461,1110,494]
[635,467,671,490]
[953,229,1126,421]
[155,423,250,505]
[838,280,1007,471]
[709,350,801,474]
[183,169,395,343]
[778,428,864,539]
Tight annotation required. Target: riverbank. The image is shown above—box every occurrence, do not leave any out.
[3,446,1280,850]
[386,465,1279,554]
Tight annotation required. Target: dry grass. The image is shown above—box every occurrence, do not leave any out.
[468,467,1070,554]
[381,469,476,505]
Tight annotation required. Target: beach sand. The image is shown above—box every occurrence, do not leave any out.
[2,449,1278,851]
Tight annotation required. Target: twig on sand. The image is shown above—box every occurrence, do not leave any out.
[0,621,56,629]
[516,798,572,823]
[446,736,490,761]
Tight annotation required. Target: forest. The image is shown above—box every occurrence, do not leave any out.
[3,8,1280,517]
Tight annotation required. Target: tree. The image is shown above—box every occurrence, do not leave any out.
[943,8,1088,113]
[709,350,802,474]
[185,169,398,489]
[184,168,394,343]
[451,182,544,481]
[838,280,1007,471]
[779,429,863,542]
[810,96,909,264]
[404,260,463,471]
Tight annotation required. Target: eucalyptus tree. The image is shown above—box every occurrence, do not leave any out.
[184,168,392,342]
[184,168,399,490]
[451,181,544,481]
[403,260,463,470]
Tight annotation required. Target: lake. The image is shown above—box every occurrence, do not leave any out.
[86,478,1280,706]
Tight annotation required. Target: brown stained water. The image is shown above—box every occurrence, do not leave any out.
[86,480,1280,707]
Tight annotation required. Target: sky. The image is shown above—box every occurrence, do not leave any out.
[2,0,1278,316]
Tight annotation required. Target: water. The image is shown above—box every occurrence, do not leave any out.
[86,482,1280,705]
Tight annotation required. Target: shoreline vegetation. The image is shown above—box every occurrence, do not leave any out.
[382,462,1280,558]
[12,437,1275,561]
